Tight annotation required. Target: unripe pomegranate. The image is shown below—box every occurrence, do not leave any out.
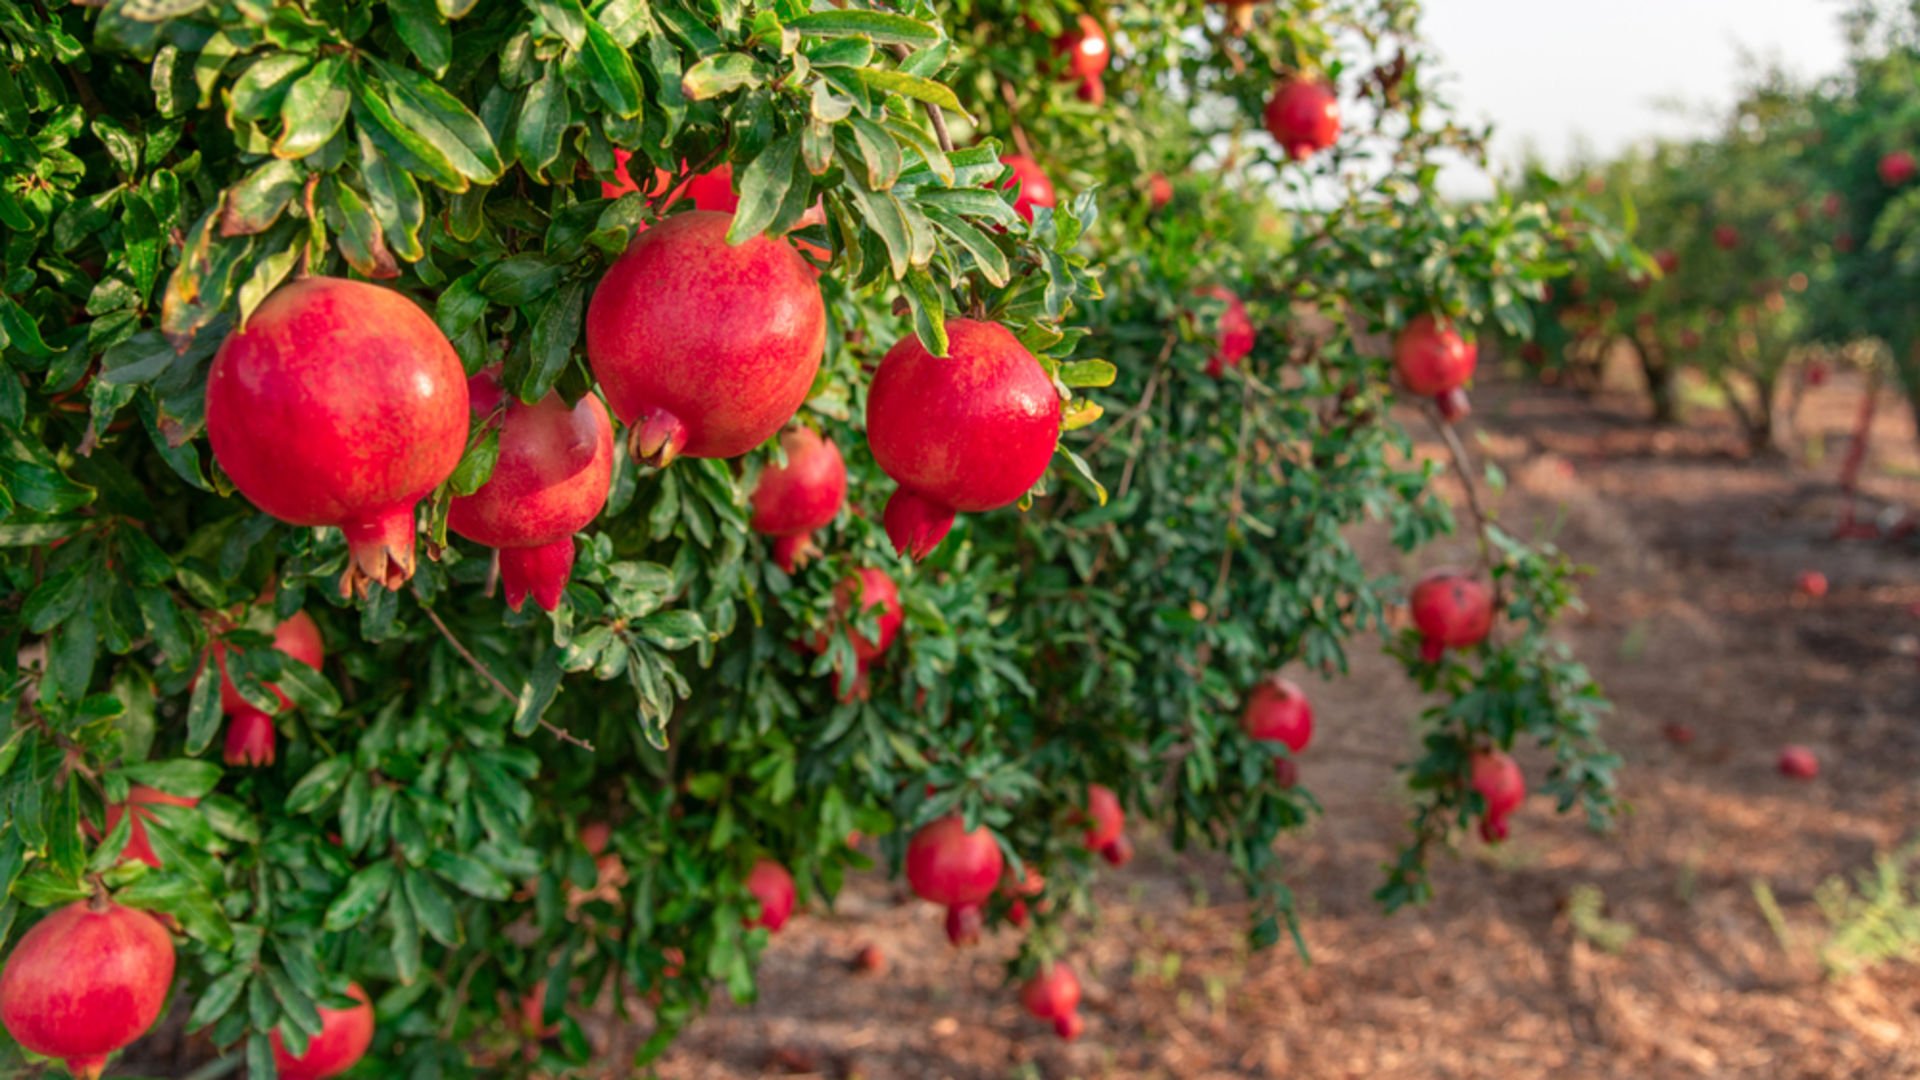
[1100,834,1134,867]
[207,277,467,597]
[103,786,199,869]
[447,369,614,612]
[1240,676,1313,753]
[751,427,847,574]
[744,859,796,932]
[1410,570,1494,660]
[1435,388,1472,423]
[0,899,176,1080]
[944,903,983,947]
[1019,962,1081,1021]
[1147,172,1173,210]
[1194,285,1254,377]
[1393,315,1477,397]
[1797,570,1829,599]
[1264,78,1340,161]
[867,319,1061,559]
[1881,150,1916,186]
[1053,1010,1085,1041]
[585,211,826,467]
[215,609,325,769]
[905,815,1004,907]
[1713,225,1740,251]
[1470,749,1525,842]
[271,981,375,1080]
[1778,745,1819,780]
[1054,15,1110,81]
[999,155,1057,222]
[1082,784,1124,851]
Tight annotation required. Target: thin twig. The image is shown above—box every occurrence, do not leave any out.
[878,12,954,153]
[415,595,596,752]
[996,79,1035,159]
[1208,372,1258,617]
[1429,409,1506,627]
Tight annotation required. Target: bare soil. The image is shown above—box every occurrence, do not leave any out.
[651,371,1920,1080]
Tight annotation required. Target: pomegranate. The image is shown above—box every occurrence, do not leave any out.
[1797,570,1829,599]
[1241,677,1313,753]
[103,786,199,869]
[1007,899,1030,928]
[1053,1010,1085,1041]
[751,427,847,573]
[1100,834,1134,867]
[207,277,468,597]
[1147,172,1174,210]
[602,149,670,200]
[1194,285,1254,377]
[851,943,886,974]
[1054,15,1110,80]
[1713,225,1740,251]
[579,820,611,856]
[1264,78,1340,161]
[1881,150,1916,186]
[743,859,796,932]
[1823,192,1845,218]
[1082,784,1124,851]
[447,368,614,612]
[1409,570,1494,660]
[944,903,983,947]
[1778,745,1819,780]
[905,815,1004,907]
[866,319,1062,559]
[271,981,375,1080]
[1393,315,1477,397]
[585,211,826,467]
[215,609,325,768]
[999,155,1057,222]
[1469,748,1525,843]
[1019,962,1081,1021]
[809,567,904,664]
[0,898,175,1080]
[1654,249,1680,275]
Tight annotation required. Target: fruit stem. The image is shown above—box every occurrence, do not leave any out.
[630,411,689,469]
[338,503,421,599]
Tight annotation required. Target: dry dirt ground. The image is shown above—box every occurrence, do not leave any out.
[652,371,1920,1080]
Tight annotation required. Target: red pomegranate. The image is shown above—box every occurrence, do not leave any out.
[744,859,796,932]
[1797,570,1829,599]
[1241,676,1313,753]
[1195,285,1255,377]
[580,820,611,856]
[585,211,825,467]
[1713,225,1740,251]
[215,609,325,768]
[447,369,614,612]
[866,319,1062,560]
[1147,172,1173,210]
[1410,570,1494,660]
[1082,784,1124,851]
[0,899,175,1080]
[207,277,468,597]
[1881,150,1917,186]
[943,902,983,947]
[1469,748,1525,842]
[1019,962,1081,1021]
[999,155,1057,222]
[751,427,847,573]
[1654,249,1680,275]
[601,150,670,200]
[271,981,375,1080]
[1055,15,1110,79]
[1778,745,1819,780]
[809,567,904,665]
[1264,78,1341,161]
[1393,315,1477,397]
[103,787,199,869]
[905,815,1004,907]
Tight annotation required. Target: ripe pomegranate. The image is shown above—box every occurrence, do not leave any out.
[1435,387,1472,423]
[103,786,199,869]
[580,820,611,856]
[1241,676,1313,754]
[1019,962,1081,1021]
[999,155,1057,222]
[905,815,1004,907]
[1713,225,1741,251]
[1393,315,1477,397]
[448,369,614,612]
[207,277,468,597]
[744,859,796,932]
[1797,570,1829,599]
[810,567,904,665]
[1654,249,1680,275]
[1100,834,1134,867]
[851,943,886,974]
[751,427,847,574]
[1082,784,1124,851]
[215,609,325,768]
[1055,15,1110,80]
[944,903,983,947]
[1881,150,1917,186]
[271,981,375,1080]
[1778,745,1819,780]
[601,149,670,200]
[866,319,1062,559]
[1194,285,1254,377]
[1264,78,1340,161]
[1469,748,1525,843]
[1410,570,1494,661]
[1147,172,1174,210]
[0,899,175,1080]
[1007,898,1030,928]
[585,211,825,467]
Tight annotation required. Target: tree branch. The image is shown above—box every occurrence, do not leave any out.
[414,594,596,752]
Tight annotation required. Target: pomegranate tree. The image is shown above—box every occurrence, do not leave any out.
[750,427,848,574]
[585,211,826,466]
[1264,78,1341,160]
[0,899,175,1079]
[205,277,469,597]
[447,369,615,612]
[270,982,375,1080]
[866,319,1063,559]
[1410,570,1495,660]
[214,609,325,767]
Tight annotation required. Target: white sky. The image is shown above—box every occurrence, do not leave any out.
[1422,1,1853,196]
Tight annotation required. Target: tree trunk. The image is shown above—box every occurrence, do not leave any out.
[1631,332,1681,424]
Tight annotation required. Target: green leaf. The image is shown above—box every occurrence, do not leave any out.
[852,69,969,121]
[324,181,399,279]
[184,655,222,756]
[358,128,426,262]
[322,862,395,930]
[524,280,586,400]
[511,69,568,180]
[448,426,500,496]
[925,208,1009,286]
[389,0,452,74]
[637,609,706,650]
[726,133,797,244]
[680,53,761,101]
[284,756,354,815]
[118,759,222,798]
[512,649,563,736]
[187,967,250,1032]
[273,55,350,159]
[579,18,644,119]
[785,11,940,47]
[370,59,504,184]
[427,850,512,900]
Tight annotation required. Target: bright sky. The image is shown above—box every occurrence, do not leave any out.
[1422,1,1853,196]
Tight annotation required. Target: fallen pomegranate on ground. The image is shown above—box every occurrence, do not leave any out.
[1410,570,1494,660]
[271,981,376,1080]
[0,898,176,1080]
[751,427,848,573]
[448,368,614,612]
[213,609,325,767]
[586,210,826,467]
[866,319,1062,559]
[1778,745,1819,780]
[1797,570,1829,599]
[206,277,469,597]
